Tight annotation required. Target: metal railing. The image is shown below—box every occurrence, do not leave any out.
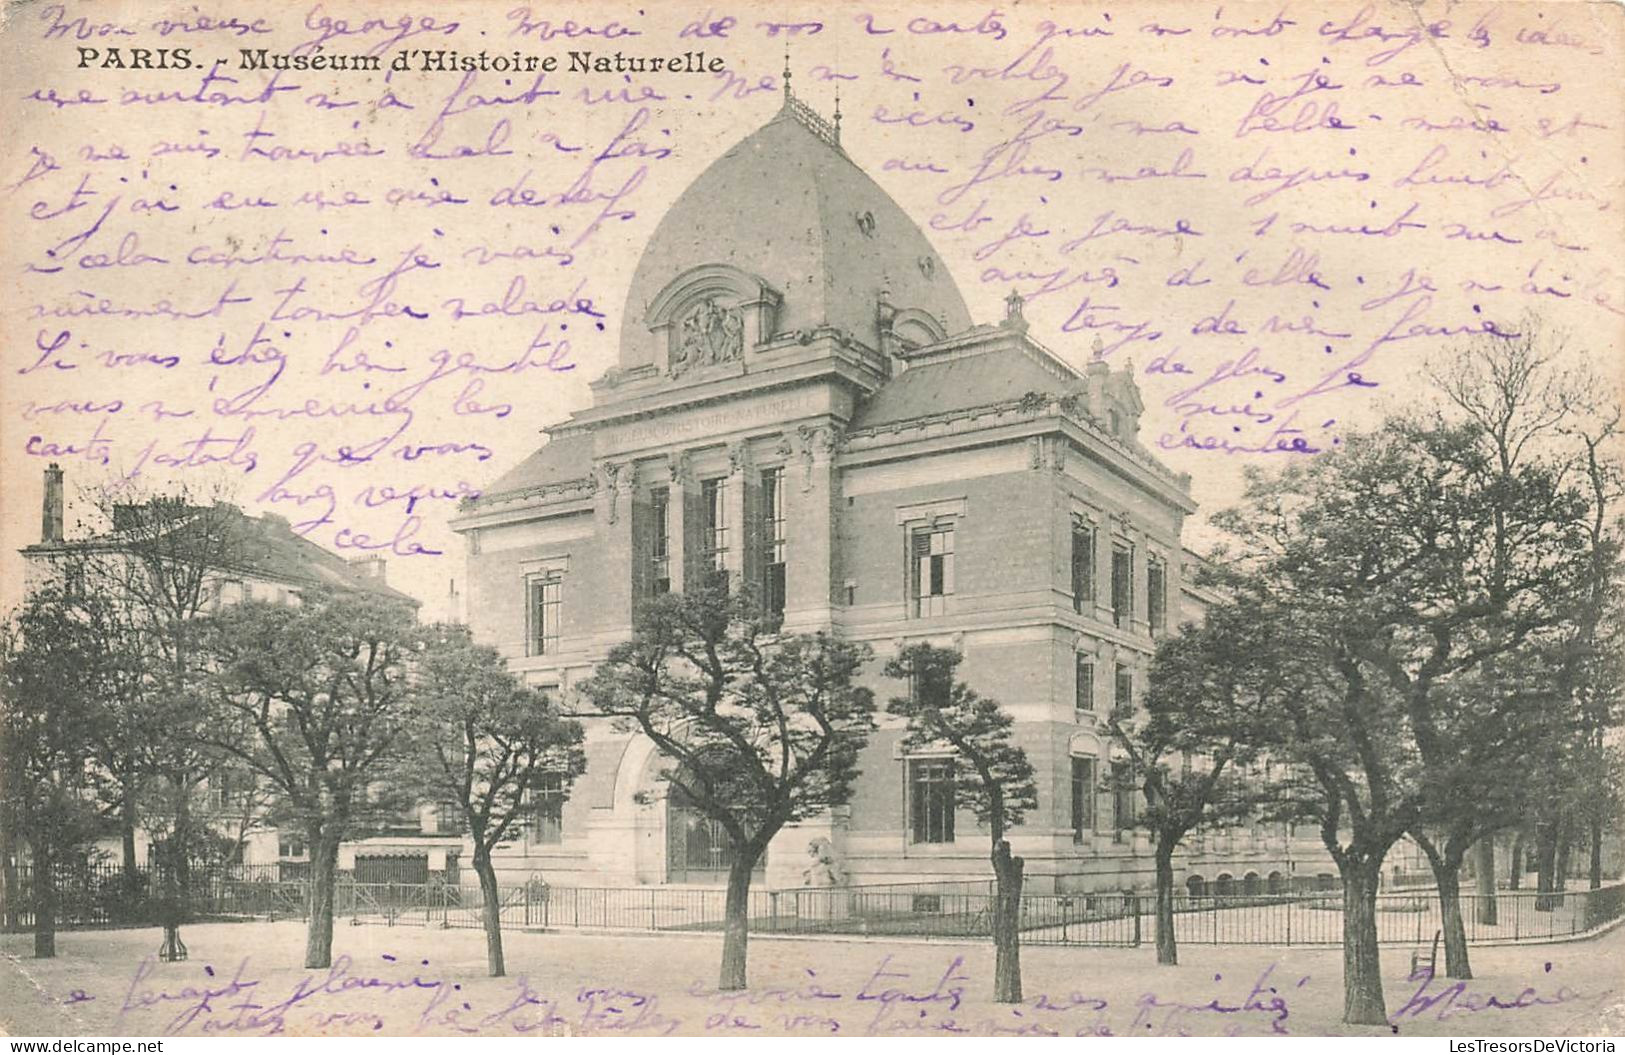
[7,865,1621,949]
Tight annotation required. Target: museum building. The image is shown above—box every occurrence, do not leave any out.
[450,89,1332,895]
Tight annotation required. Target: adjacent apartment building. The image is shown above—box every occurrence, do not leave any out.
[17,468,463,885]
[451,88,1335,895]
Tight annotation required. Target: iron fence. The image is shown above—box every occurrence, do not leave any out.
[6,864,1621,949]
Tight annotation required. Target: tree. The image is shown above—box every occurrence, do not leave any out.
[883,645,1037,1002]
[74,486,247,916]
[1213,407,1590,1005]
[201,592,425,968]
[577,590,875,991]
[408,625,585,976]
[1107,602,1283,965]
[0,585,108,957]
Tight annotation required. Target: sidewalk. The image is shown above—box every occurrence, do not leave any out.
[4,920,1621,1037]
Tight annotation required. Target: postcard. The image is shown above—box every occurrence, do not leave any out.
[1,0,1622,1039]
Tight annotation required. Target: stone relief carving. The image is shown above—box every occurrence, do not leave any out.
[727,440,750,476]
[670,297,744,377]
[802,837,846,888]
[600,461,626,523]
[668,451,691,487]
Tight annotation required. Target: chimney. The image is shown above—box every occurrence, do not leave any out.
[42,464,64,544]
[348,554,388,585]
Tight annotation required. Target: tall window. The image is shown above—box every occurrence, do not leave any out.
[761,468,787,619]
[1114,664,1133,713]
[909,759,956,843]
[528,574,562,656]
[1070,517,1095,613]
[1112,759,1137,831]
[1111,542,1134,628]
[700,477,729,592]
[1071,756,1096,842]
[650,487,671,596]
[910,523,955,618]
[526,772,565,845]
[1075,655,1095,714]
[1148,555,1167,635]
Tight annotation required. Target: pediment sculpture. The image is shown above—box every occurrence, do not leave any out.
[670,297,744,377]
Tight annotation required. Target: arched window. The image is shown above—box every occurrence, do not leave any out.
[1214,873,1235,898]
[1243,872,1261,897]
[1186,875,1207,898]
[1267,870,1285,895]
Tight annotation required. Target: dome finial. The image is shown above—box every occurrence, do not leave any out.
[783,41,792,101]
[833,75,842,143]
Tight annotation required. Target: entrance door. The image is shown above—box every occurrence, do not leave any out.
[666,782,764,884]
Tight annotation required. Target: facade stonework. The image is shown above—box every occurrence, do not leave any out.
[452,96,1333,894]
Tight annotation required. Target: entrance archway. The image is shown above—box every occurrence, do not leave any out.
[666,775,766,885]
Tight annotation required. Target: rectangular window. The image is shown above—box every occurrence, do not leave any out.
[701,477,729,592]
[1111,543,1134,628]
[1112,760,1137,831]
[278,835,307,859]
[1071,756,1097,842]
[1148,556,1167,635]
[910,524,955,618]
[1070,518,1095,613]
[526,772,565,845]
[650,487,671,596]
[1115,664,1133,713]
[528,575,562,656]
[909,759,956,843]
[761,468,787,618]
[1075,656,1095,714]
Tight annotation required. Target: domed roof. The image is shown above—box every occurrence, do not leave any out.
[619,101,972,370]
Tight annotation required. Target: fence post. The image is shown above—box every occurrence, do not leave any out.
[649,888,656,930]
[1132,898,1141,947]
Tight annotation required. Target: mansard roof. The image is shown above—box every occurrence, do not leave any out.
[476,429,595,501]
[618,96,971,372]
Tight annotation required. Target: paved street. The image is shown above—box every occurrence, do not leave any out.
[4,920,1621,1037]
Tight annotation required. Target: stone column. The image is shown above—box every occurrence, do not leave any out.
[1095,512,1117,626]
[666,451,689,593]
[1132,527,1151,638]
[596,459,635,627]
[785,424,837,632]
[725,441,750,590]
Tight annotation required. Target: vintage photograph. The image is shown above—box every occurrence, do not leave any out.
[1,0,1622,1040]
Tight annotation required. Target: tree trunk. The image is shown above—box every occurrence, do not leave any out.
[1153,836,1178,966]
[717,853,756,991]
[1508,833,1523,890]
[174,789,193,905]
[991,839,1025,1002]
[1474,838,1497,926]
[33,843,56,959]
[1554,820,1572,903]
[1590,816,1604,890]
[1534,823,1558,911]
[1340,858,1387,1025]
[305,830,341,969]
[121,783,140,922]
[1432,857,1471,980]
[474,849,505,977]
